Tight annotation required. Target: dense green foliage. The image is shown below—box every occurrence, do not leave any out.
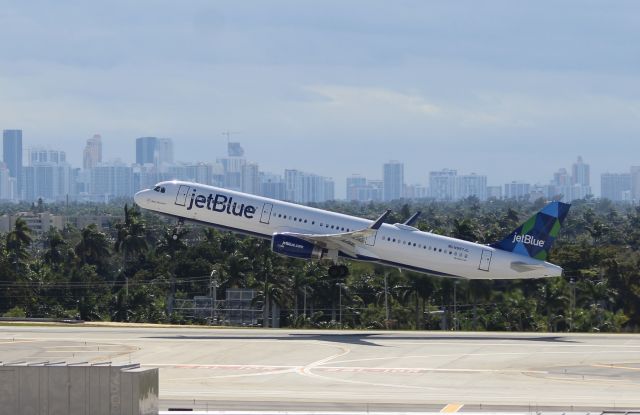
[1,197,639,332]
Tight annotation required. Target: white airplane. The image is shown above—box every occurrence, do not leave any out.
[134,181,570,280]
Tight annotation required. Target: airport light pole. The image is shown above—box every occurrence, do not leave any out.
[210,269,218,325]
[569,277,576,332]
[453,281,458,331]
[303,286,307,318]
[336,283,345,326]
[384,273,390,328]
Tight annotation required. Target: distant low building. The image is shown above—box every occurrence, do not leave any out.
[0,212,65,236]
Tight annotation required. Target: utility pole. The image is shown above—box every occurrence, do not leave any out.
[453,281,457,331]
[569,277,575,332]
[210,269,218,325]
[337,283,342,325]
[303,286,307,318]
[384,274,390,328]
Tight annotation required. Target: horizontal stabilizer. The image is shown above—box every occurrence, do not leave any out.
[510,261,546,272]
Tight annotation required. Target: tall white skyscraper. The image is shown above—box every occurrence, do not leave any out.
[241,163,260,195]
[601,173,631,201]
[572,156,590,186]
[157,138,174,165]
[456,173,487,201]
[83,134,102,170]
[429,169,457,201]
[383,161,404,201]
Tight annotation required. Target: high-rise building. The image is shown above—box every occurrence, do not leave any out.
[429,169,457,201]
[136,137,157,165]
[0,162,17,200]
[22,149,74,202]
[241,163,260,195]
[157,138,174,165]
[403,184,427,199]
[285,169,334,203]
[346,175,367,201]
[630,166,640,202]
[90,162,134,202]
[601,173,631,202]
[572,156,590,186]
[3,129,22,192]
[504,181,531,200]
[487,186,502,199]
[83,134,102,170]
[456,173,487,201]
[383,161,404,201]
[260,173,286,200]
[346,175,386,202]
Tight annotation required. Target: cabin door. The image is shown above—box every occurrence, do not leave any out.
[260,203,273,224]
[175,185,190,206]
[478,249,492,272]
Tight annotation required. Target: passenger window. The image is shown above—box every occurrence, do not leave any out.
[312,221,315,225]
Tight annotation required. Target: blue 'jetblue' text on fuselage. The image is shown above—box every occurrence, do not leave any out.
[186,192,256,219]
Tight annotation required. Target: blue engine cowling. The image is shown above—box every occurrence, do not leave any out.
[271,234,325,259]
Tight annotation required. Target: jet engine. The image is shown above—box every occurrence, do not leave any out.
[271,233,325,259]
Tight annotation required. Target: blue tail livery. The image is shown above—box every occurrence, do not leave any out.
[492,201,571,260]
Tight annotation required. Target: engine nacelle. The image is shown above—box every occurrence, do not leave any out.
[271,233,325,259]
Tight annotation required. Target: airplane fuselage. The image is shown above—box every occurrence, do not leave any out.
[134,181,563,280]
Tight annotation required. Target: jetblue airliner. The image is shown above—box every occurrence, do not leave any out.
[134,181,570,280]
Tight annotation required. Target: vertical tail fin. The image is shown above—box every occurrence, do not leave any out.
[491,201,571,260]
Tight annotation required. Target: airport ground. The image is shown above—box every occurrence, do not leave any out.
[1,323,639,412]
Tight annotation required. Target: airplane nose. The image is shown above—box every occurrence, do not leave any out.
[134,189,147,207]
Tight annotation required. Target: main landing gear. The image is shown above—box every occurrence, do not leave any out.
[172,218,185,240]
[328,264,349,279]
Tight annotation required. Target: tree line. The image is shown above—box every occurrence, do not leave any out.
[1,196,639,332]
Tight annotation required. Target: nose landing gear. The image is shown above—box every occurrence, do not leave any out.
[172,218,185,240]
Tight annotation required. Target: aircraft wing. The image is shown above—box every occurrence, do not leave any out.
[276,210,391,258]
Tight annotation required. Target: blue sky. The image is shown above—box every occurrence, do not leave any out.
[1,1,639,196]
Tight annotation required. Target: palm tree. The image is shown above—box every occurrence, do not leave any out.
[114,204,148,264]
[43,227,66,270]
[75,224,110,267]
[6,217,32,271]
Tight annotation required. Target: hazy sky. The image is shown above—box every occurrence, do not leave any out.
[1,1,639,197]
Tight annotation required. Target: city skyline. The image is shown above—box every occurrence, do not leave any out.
[1,2,639,196]
[3,128,639,203]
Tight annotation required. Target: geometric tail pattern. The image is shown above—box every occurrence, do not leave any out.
[491,201,571,260]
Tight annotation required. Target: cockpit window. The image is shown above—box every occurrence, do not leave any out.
[153,186,167,193]
[153,186,161,192]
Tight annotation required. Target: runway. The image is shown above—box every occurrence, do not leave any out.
[1,324,639,412]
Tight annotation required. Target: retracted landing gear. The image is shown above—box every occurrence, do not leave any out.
[172,218,185,240]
